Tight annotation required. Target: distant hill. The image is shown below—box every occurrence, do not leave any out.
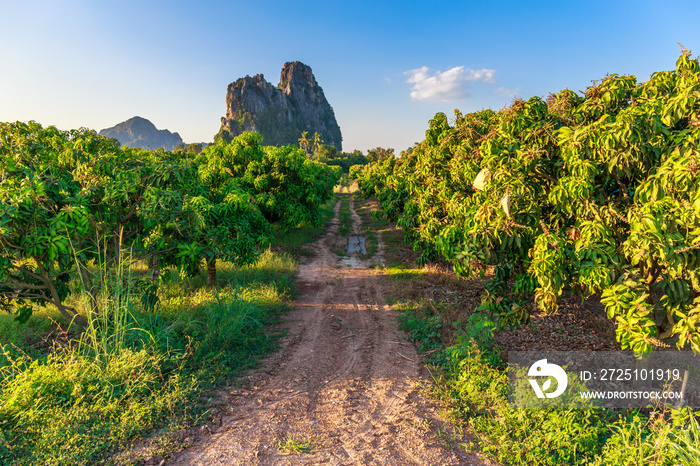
[99,116,183,151]
[217,61,342,150]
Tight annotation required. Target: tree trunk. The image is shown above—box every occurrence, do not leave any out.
[34,258,87,326]
[149,253,160,280]
[207,257,217,287]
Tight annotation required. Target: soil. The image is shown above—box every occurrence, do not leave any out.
[164,195,493,466]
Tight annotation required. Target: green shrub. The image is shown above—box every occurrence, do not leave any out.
[0,349,196,465]
[394,301,700,465]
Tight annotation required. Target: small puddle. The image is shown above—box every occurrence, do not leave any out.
[340,236,367,267]
[340,255,362,267]
[346,236,367,255]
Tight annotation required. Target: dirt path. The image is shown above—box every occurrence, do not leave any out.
[167,194,490,466]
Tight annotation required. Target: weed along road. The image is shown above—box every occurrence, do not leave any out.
[168,194,490,465]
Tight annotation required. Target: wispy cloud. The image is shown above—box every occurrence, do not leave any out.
[495,86,519,98]
[404,66,495,102]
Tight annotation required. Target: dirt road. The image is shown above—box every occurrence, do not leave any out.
[168,195,490,465]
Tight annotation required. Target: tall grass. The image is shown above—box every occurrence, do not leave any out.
[0,347,195,465]
[0,247,298,465]
[338,194,352,237]
[74,242,156,364]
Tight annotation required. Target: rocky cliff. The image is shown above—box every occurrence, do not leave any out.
[218,61,342,150]
[99,116,183,151]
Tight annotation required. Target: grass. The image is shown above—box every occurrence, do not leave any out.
[144,250,295,382]
[1,347,195,465]
[383,263,700,465]
[328,191,353,257]
[0,307,71,366]
[338,193,352,237]
[271,197,336,257]
[277,433,316,455]
[0,210,333,466]
[394,300,443,353]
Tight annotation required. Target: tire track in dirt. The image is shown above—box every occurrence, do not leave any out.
[167,194,491,466]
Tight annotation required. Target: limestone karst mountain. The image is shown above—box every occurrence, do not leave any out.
[217,61,342,150]
[99,116,183,151]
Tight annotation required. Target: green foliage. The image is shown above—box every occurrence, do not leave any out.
[313,145,368,173]
[277,433,316,455]
[0,348,196,465]
[395,301,443,353]
[0,121,338,464]
[197,133,340,228]
[172,142,205,155]
[365,146,395,163]
[270,196,336,257]
[391,289,700,465]
[0,121,160,320]
[355,54,700,353]
[143,162,270,284]
[0,124,339,312]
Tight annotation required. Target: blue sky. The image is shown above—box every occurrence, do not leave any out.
[1,0,699,153]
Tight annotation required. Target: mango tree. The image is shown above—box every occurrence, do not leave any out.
[0,122,171,321]
[353,53,700,353]
[0,122,92,322]
[143,133,272,287]
[197,132,341,228]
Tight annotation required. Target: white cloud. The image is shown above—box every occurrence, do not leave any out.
[404,66,496,102]
[495,86,519,98]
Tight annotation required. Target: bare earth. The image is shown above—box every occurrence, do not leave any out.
[167,195,491,466]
